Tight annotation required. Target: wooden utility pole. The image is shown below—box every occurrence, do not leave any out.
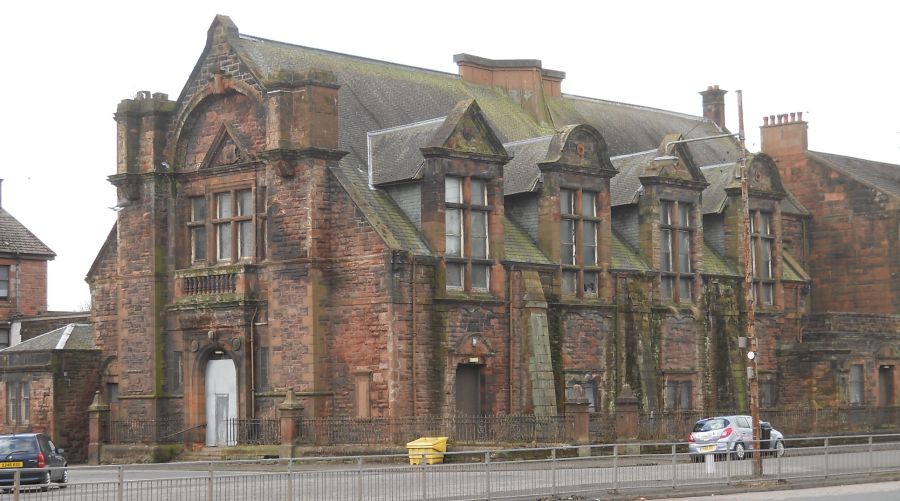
[737,90,763,476]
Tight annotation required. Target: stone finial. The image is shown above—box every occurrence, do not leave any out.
[88,391,109,411]
[278,388,303,410]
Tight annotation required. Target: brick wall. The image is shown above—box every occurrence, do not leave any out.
[51,350,102,463]
[0,258,49,320]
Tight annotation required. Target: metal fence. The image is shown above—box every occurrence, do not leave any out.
[296,415,573,446]
[4,433,900,500]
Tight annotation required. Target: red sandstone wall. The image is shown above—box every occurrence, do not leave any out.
[0,258,49,319]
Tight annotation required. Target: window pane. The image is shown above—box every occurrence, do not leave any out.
[237,190,252,216]
[472,264,489,290]
[192,227,207,262]
[679,382,691,410]
[760,212,771,235]
[8,382,18,424]
[0,328,9,349]
[471,179,487,205]
[763,283,774,305]
[661,276,674,300]
[472,211,488,258]
[678,230,691,272]
[446,263,464,289]
[21,382,30,422]
[581,191,596,217]
[850,364,864,405]
[660,201,672,225]
[761,240,772,279]
[584,272,598,295]
[562,270,577,294]
[665,381,676,410]
[679,278,693,303]
[678,203,691,227]
[216,223,231,261]
[560,219,575,265]
[560,189,575,215]
[191,197,206,222]
[445,177,462,204]
[0,265,8,298]
[238,220,253,258]
[216,192,232,219]
[660,229,672,271]
[445,209,462,257]
[582,221,597,266]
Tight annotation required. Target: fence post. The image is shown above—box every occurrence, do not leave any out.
[207,462,214,501]
[13,469,20,501]
[613,445,619,491]
[671,443,677,489]
[356,456,363,501]
[485,451,492,500]
[551,448,558,496]
[615,385,640,443]
[868,435,873,476]
[278,389,303,458]
[420,452,428,499]
[824,437,829,478]
[288,458,295,500]
[726,444,731,484]
[88,391,109,465]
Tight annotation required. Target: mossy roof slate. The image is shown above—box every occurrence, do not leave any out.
[782,251,810,282]
[809,151,900,198]
[700,163,808,215]
[504,218,553,265]
[702,243,739,276]
[1,324,94,352]
[0,208,55,258]
[331,160,433,256]
[610,231,648,271]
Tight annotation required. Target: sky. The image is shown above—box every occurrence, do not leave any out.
[2,1,898,311]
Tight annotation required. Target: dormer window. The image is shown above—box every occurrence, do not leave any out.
[188,187,266,265]
[560,188,600,297]
[660,200,694,302]
[445,176,491,292]
[750,210,775,306]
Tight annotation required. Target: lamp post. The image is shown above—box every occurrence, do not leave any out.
[737,90,763,476]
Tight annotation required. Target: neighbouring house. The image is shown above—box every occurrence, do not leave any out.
[85,15,897,449]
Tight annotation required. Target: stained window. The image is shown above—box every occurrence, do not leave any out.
[445,176,491,292]
[560,188,601,297]
[660,200,694,303]
[750,211,776,306]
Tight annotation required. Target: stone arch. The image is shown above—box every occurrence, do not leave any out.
[747,152,787,196]
[546,123,615,172]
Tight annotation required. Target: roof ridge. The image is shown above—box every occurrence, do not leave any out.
[560,93,711,123]
[367,116,446,136]
[238,34,461,79]
[808,151,900,196]
[503,135,554,147]
[611,149,656,160]
[810,150,900,168]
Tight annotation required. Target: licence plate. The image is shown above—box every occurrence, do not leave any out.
[0,461,24,468]
[700,445,716,453]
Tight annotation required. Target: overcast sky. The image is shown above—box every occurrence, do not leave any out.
[2,1,898,311]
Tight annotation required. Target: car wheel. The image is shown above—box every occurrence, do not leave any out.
[732,442,746,460]
[57,466,68,487]
[775,439,785,458]
[40,471,52,492]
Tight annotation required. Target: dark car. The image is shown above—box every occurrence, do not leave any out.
[0,433,67,490]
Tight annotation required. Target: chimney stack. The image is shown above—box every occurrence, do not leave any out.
[760,111,808,157]
[700,85,728,129]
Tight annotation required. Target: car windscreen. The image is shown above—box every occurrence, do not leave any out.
[0,436,38,454]
[693,418,729,432]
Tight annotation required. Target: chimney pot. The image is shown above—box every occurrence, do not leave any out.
[763,116,769,126]
[798,111,803,121]
[790,112,796,122]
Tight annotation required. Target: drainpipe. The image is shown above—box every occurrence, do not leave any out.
[410,254,417,418]
[249,306,259,419]
[507,265,515,413]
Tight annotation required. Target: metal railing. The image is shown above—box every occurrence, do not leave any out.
[296,414,573,446]
[5,433,900,500]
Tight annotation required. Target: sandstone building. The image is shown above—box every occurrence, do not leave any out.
[85,16,898,446]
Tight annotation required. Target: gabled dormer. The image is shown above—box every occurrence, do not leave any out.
[525,124,617,301]
[721,153,788,309]
[418,100,510,296]
[636,134,710,304]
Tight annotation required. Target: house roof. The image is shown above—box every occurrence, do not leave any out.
[503,136,555,195]
[0,208,55,258]
[809,151,900,198]
[610,231,648,272]
[610,150,658,206]
[1,324,95,352]
[504,218,553,265]
[700,162,808,216]
[702,243,739,277]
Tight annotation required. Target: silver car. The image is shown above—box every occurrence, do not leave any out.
[688,415,785,461]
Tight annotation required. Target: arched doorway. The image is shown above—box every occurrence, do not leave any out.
[205,351,237,446]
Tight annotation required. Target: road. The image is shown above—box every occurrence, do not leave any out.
[670,480,900,501]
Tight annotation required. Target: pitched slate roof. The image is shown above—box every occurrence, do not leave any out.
[700,163,808,216]
[782,251,810,282]
[504,218,553,265]
[503,136,555,195]
[809,151,900,198]
[0,208,55,258]
[331,161,433,255]
[368,118,444,185]
[702,243,739,276]
[1,324,94,352]
[610,150,657,206]
[610,231,649,271]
